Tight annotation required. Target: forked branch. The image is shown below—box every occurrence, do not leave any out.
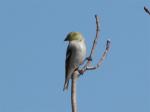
[78,15,111,75]
[86,40,110,70]
[71,15,111,112]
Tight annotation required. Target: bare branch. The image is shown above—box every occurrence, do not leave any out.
[71,71,78,112]
[144,6,150,15]
[80,15,100,74]
[70,15,111,112]
[86,40,111,70]
[70,15,102,112]
[89,15,100,58]
[78,15,111,76]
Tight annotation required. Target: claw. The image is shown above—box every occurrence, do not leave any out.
[79,69,84,74]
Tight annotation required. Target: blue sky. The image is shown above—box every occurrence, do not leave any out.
[0,0,150,112]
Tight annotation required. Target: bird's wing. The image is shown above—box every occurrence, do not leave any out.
[65,45,72,80]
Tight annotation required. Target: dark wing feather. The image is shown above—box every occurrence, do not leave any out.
[65,45,72,80]
[63,45,72,91]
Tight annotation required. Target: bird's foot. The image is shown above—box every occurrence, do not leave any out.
[78,69,84,75]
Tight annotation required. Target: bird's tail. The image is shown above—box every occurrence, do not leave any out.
[63,80,69,91]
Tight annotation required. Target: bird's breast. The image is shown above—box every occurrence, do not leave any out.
[70,40,86,64]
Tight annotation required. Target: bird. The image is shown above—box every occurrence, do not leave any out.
[63,32,86,91]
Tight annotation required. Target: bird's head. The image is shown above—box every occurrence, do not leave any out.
[64,32,84,41]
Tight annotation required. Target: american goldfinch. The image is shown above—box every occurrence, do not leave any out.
[63,32,86,91]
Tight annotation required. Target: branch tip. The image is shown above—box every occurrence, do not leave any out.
[95,14,98,18]
[144,6,150,15]
[106,39,111,50]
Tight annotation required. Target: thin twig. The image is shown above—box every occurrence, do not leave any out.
[86,40,111,70]
[78,15,111,75]
[89,15,100,58]
[80,15,100,74]
[144,6,150,15]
